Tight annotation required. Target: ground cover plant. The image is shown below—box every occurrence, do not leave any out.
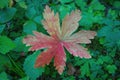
[0,0,120,80]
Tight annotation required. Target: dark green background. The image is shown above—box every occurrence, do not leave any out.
[0,0,120,80]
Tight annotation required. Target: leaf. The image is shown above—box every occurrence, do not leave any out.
[23,5,96,74]
[106,65,117,74]
[14,37,28,52]
[79,11,103,28]
[0,72,9,80]
[60,0,73,4]
[35,48,55,67]
[80,62,90,77]
[75,0,86,10]
[54,43,66,75]
[98,20,120,47]
[63,43,91,58]
[25,7,36,19]
[89,0,105,11]
[19,76,29,80]
[62,76,75,80]
[59,4,73,19]
[17,1,27,9]
[23,21,37,34]
[42,5,61,38]
[0,36,16,54]
[0,24,5,34]
[0,7,16,23]
[113,1,120,9]
[23,50,44,80]
[33,15,42,24]
[23,31,54,51]
[0,0,9,9]
[65,30,96,44]
[0,54,12,72]
[61,10,81,38]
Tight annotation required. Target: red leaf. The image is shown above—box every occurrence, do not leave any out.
[23,31,54,51]
[42,5,61,39]
[61,10,81,39]
[35,47,55,67]
[63,42,91,58]
[54,43,66,74]
[65,30,97,44]
[23,5,96,74]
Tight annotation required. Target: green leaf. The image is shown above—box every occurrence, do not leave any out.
[99,38,106,45]
[14,37,28,52]
[97,57,103,64]
[60,0,73,4]
[25,7,36,19]
[0,36,16,54]
[0,0,9,9]
[106,65,117,74]
[75,0,86,10]
[33,16,42,24]
[89,0,105,10]
[98,20,120,47]
[0,24,5,34]
[102,56,113,64]
[23,50,44,80]
[107,9,118,20]
[0,54,12,72]
[0,72,9,80]
[19,76,29,80]
[23,21,37,34]
[79,12,94,28]
[18,1,27,9]
[62,76,75,80]
[113,1,120,9]
[0,7,17,23]
[79,11,103,29]
[80,62,90,77]
[59,3,75,20]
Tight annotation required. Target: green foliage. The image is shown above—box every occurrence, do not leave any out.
[80,61,90,77]
[19,76,29,80]
[113,1,120,9]
[106,65,117,74]
[14,37,28,52]
[23,50,44,80]
[77,0,105,29]
[60,0,73,4]
[0,0,9,9]
[0,36,16,54]
[0,72,9,80]
[0,54,12,72]
[23,21,37,34]
[0,0,119,79]
[0,7,16,23]
[98,19,120,47]
[15,0,27,9]
[0,24,5,34]
[25,7,36,19]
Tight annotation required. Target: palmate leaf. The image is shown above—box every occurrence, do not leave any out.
[23,5,96,74]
